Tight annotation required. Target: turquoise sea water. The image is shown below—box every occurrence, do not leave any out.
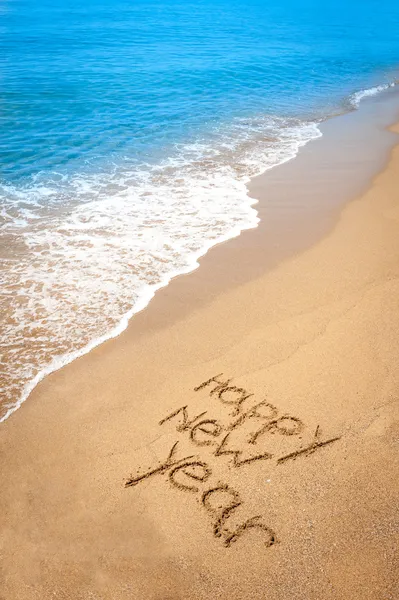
[1,0,399,420]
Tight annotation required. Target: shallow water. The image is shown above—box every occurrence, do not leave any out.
[1,0,399,420]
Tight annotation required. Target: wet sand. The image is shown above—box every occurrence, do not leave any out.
[1,120,399,598]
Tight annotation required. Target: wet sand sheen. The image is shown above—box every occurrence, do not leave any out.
[0,109,399,597]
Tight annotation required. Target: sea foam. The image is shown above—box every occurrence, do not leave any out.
[0,116,320,421]
[349,82,396,107]
[0,81,397,422]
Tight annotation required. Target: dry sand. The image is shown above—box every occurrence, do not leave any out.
[1,125,399,600]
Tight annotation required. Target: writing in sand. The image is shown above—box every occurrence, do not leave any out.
[124,374,341,549]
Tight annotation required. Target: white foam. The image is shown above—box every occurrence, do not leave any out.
[349,81,396,108]
[1,116,323,421]
[6,74,398,423]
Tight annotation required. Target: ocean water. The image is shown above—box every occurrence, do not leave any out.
[1,0,399,421]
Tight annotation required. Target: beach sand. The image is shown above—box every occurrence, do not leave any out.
[1,122,399,599]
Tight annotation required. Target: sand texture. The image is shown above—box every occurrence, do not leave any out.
[1,127,399,600]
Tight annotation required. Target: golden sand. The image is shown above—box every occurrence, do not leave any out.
[1,127,399,600]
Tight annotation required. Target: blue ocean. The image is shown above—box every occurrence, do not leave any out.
[1,0,399,420]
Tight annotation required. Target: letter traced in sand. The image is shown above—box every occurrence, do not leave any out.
[201,484,277,548]
[194,373,254,416]
[194,373,232,395]
[125,441,195,487]
[277,426,341,464]
[190,419,223,446]
[226,400,278,431]
[202,483,243,544]
[223,515,277,548]
[214,432,274,468]
[159,405,207,432]
[168,461,212,492]
[249,415,304,445]
[217,386,254,417]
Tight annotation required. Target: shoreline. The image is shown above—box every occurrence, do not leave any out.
[1,112,399,596]
[3,84,399,423]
